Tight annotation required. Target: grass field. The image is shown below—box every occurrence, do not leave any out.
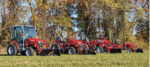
[0,50,148,67]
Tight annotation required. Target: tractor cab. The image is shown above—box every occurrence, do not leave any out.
[10,26,36,50]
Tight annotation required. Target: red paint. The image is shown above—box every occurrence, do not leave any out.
[53,39,87,54]
[81,37,122,52]
[11,41,19,50]
[25,38,50,54]
[123,42,137,52]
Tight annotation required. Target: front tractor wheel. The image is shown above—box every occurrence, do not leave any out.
[97,46,104,53]
[127,48,132,53]
[25,47,34,56]
[7,44,18,55]
[84,43,89,49]
[68,47,76,54]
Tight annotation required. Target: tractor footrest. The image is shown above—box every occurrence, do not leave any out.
[41,49,61,56]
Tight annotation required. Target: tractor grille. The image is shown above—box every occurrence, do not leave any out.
[113,46,118,49]
[96,40,102,43]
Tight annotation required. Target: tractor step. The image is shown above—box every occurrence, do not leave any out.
[41,49,61,56]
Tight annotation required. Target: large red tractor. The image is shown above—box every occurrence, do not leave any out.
[123,42,143,53]
[7,25,60,56]
[51,26,96,55]
[81,31,122,53]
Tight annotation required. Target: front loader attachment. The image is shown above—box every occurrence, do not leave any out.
[135,48,143,53]
[83,49,96,55]
[41,49,61,56]
[110,49,122,53]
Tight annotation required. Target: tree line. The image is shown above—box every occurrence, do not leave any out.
[0,0,149,49]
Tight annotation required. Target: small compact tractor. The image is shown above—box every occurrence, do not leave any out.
[51,26,96,55]
[80,30,122,53]
[82,37,122,53]
[7,25,60,56]
[123,42,143,53]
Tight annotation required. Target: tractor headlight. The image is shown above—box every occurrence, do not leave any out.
[37,41,43,47]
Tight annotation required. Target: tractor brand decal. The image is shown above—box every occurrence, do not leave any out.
[48,51,54,55]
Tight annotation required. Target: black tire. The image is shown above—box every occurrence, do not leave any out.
[20,51,26,55]
[51,43,60,50]
[25,47,34,56]
[84,43,89,49]
[7,44,18,55]
[68,47,76,54]
[96,46,104,53]
[127,48,132,53]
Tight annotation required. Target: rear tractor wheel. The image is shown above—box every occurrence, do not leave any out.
[7,44,18,55]
[51,43,60,50]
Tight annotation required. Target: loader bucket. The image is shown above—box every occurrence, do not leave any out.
[110,49,122,53]
[83,49,96,55]
[41,49,61,56]
[136,48,143,53]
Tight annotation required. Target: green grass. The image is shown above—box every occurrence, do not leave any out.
[0,50,148,67]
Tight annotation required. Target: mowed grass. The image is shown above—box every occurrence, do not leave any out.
[0,50,148,67]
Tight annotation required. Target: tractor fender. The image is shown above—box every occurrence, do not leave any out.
[11,41,19,50]
[97,43,104,47]
[53,41,63,48]
[82,41,90,48]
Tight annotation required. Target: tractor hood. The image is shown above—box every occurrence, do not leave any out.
[69,39,82,42]
[68,39,84,46]
[27,38,46,42]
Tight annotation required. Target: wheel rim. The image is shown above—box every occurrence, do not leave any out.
[8,47,14,54]
[97,47,102,53]
[127,49,132,53]
[68,48,74,54]
[26,49,31,56]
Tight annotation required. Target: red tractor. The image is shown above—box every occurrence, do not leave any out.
[7,25,60,56]
[51,26,96,55]
[81,31,122,53]
[82,37,122,53]
[123,42,143,53]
